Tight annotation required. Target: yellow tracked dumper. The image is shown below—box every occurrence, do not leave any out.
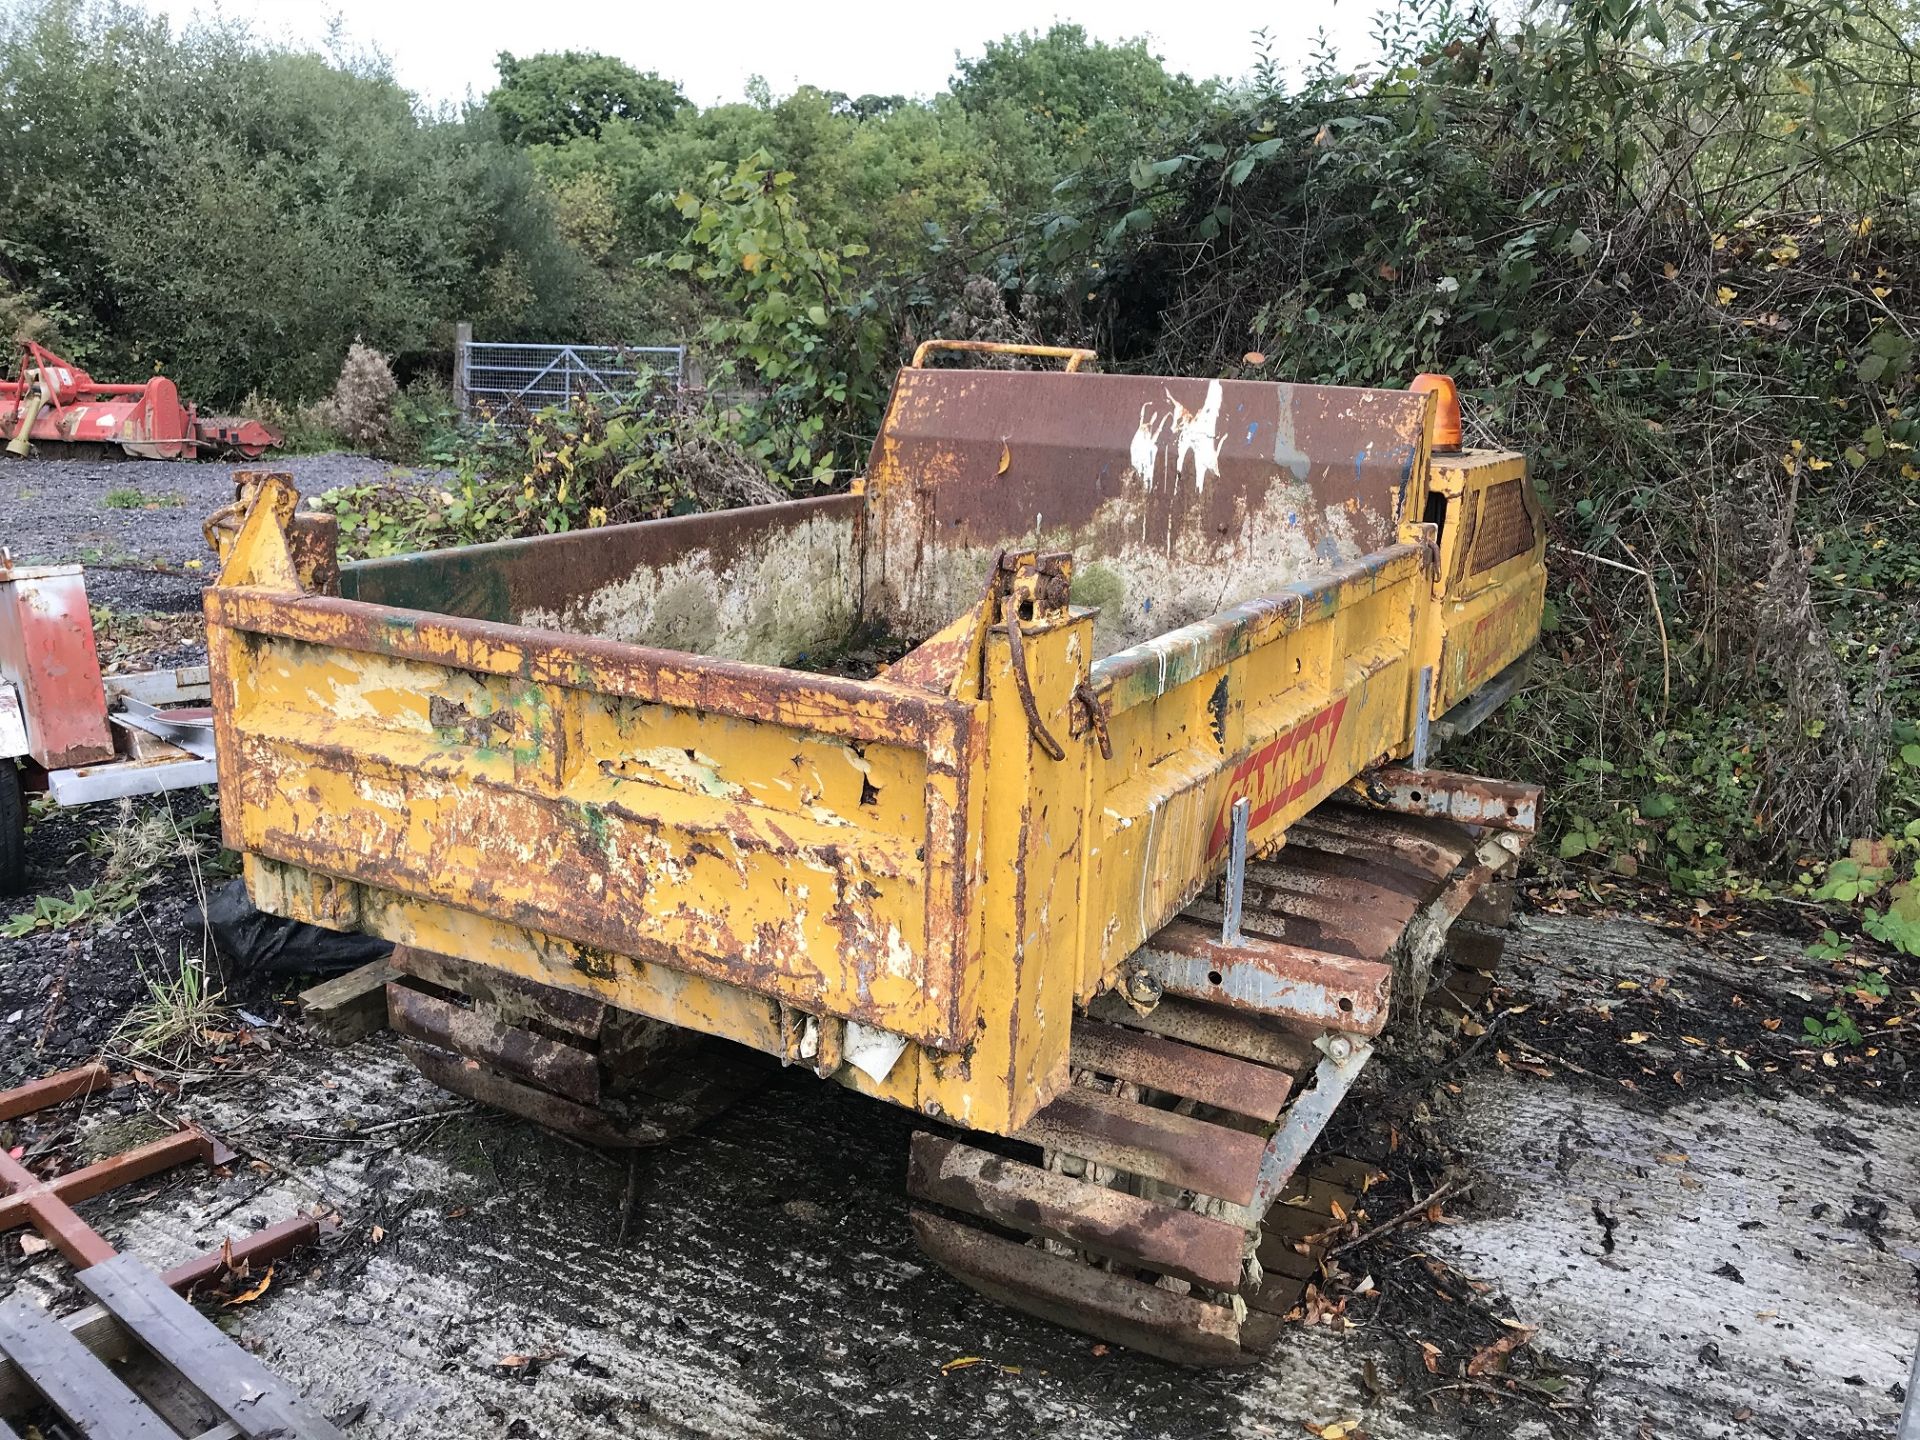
[206,343,1546,1364]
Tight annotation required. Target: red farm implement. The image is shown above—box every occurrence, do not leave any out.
[0,342,279,461]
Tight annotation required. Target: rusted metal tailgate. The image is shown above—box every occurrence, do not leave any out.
[207,512,983,1049]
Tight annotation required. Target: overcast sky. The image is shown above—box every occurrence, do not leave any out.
[132,0,1391,107]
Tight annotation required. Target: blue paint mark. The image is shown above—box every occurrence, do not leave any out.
[1314,535,1344,562]
[1354,448,1372,483]
[1245,421,1259,444]
[1142,597,1153,613]
[1287,511,1299,528]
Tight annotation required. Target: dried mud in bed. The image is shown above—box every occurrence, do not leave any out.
[3,485,1916,1439]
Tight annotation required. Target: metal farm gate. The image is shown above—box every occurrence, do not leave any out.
[458,338,685,425]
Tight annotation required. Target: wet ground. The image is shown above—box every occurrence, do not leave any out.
[2,456,1916,1439]
[6,772,1913,1440]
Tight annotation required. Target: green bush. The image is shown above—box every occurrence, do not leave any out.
[316,382,781,558]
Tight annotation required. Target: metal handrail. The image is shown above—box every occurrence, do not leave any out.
[909,339,1098,372]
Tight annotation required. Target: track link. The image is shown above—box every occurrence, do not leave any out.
[384,944,768,1147]
[907,790,1527,1365]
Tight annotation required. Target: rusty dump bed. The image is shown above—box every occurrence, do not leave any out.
[332,365,1426,665]
[209,344,1547,1364]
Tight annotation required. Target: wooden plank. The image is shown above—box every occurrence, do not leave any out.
[0,1298,174,1440]
[76,1255,347,1440]
[297,959,398,1044]
[0,1305,128,1416]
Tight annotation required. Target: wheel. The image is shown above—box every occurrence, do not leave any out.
[0,760,24,896]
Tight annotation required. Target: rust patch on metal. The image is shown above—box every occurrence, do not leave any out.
[908,1209,1251,1368]
[1134,918,1393,1035]
[907,1132,1248,1291]
[1358,765,1541,832]
[1068,1017,1291,1121]
[1014,1085,1265,1205]
[388,983,601,1104]
[863,368,1430,654]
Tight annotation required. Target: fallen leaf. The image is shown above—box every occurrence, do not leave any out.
[1622,1032,1651,1045]
[370,1224,386,1245]
[1466,1325,1537,1375]
[1616,980,1640,990]
[18,1234,49,1256]
[941,1356,984,1373]
[222,1265,273,1307]
[1656,1152,1689,1165]
[1762,1018,1782,1031]
[996,444,1011,476]
[1090,1343,1109,1357]
[1419,1340,1443,1373]
[1328,1199,1347,1222]
[445,1206,470,1220]
[1733,1405,1754,1422]
[1244,351,1267,365]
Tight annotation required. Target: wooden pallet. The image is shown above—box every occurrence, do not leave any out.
[0,1254,343,1440]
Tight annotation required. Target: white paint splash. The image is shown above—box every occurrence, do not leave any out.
[1129,402,1166,489]
[1167,380,1225,493]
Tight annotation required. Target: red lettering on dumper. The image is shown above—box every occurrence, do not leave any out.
[1206,697,1349,859]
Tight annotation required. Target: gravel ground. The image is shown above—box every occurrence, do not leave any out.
[0,450,435,576]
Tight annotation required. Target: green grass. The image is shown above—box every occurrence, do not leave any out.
[111,950,225,1061]
[103,486,183,510]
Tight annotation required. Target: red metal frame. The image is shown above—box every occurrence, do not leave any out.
[0,1064,319,1289]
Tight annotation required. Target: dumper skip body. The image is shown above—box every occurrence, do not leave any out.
[207,345,1546,1363]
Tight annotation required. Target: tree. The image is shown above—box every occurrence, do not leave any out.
[949,24,1207,218]
[952,24,1201,137]
[490,50,687,148]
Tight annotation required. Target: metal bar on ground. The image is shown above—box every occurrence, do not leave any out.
[161,1215,325,1296]
[1900,1330,1920,1440]
[0,1063,109,1122]
[0,1147,117,1269]
[45,757,219,807]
